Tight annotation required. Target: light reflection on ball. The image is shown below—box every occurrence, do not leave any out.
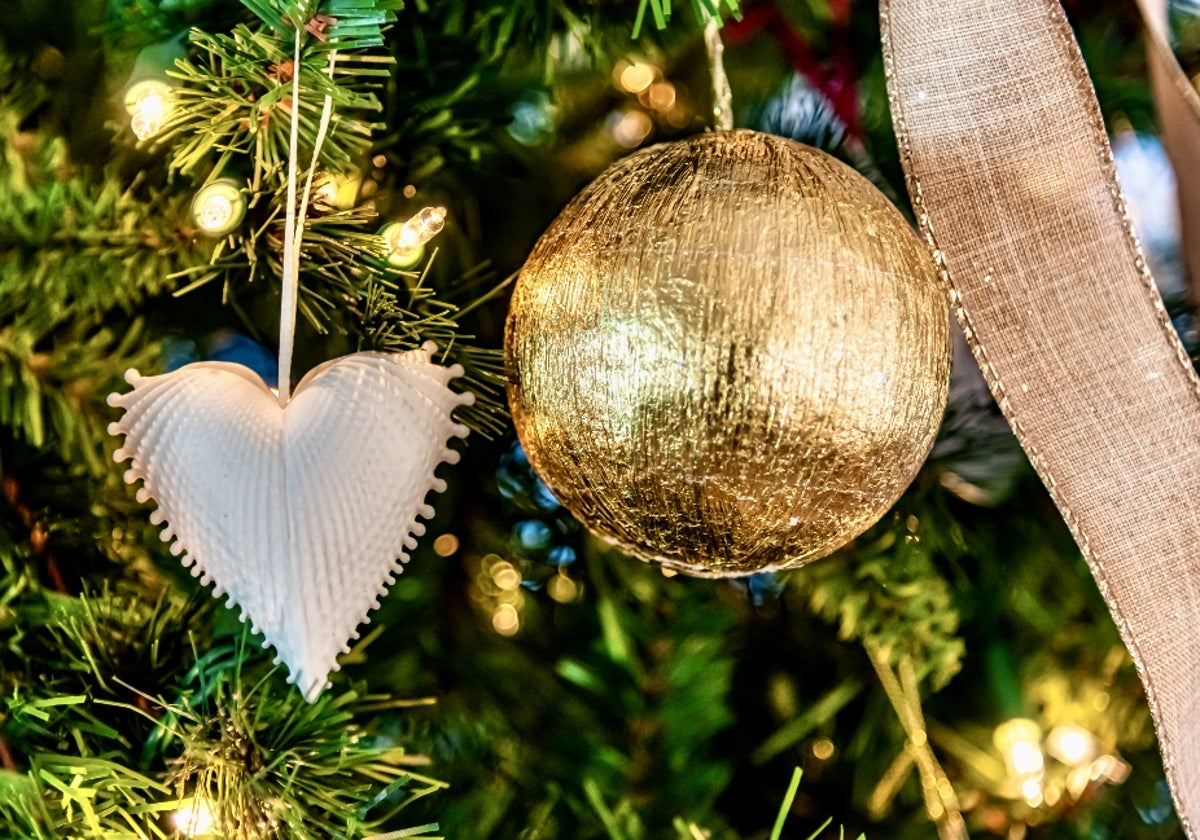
[506,130,950,577]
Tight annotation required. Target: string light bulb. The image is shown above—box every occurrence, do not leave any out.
[492,603,519,635]
[124,79,173,141]
[172,798,217,837]
[1045,723,1098,768]
[380,206,447,267]
[314,170,363,210]
[994,718,1045,807]
[191,180,247,237]
[547,569,579,603]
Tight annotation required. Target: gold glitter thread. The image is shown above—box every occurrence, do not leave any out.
[704,20,734,132]
[882,0,1200,832]
[506,130,950,577]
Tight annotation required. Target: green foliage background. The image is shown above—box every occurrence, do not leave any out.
[0,0,1185,837]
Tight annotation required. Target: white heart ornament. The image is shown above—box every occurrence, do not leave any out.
[107,345,472,701]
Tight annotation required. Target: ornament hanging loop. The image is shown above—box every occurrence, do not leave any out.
[277,28,304,404]
[704,19,734,131]
[277,27,337,404]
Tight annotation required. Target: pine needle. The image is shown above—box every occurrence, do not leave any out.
[769,768,803,840]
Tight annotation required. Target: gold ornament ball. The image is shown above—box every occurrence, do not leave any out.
[505,130,950,577]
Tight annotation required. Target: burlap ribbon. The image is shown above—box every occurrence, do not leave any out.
[881,0,1200,831]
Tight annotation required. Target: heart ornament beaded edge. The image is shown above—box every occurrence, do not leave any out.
[107,343,472,701]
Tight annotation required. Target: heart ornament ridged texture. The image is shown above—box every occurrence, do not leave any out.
[107,343,472,701]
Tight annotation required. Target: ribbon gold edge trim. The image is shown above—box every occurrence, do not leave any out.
[879,0,1200,835]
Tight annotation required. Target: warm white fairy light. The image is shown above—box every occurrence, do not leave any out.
[1010,738,1044,777]
[172,799,216,836]
[1045,723,1098,768]
[1019,777,1044,808]
[613,59,659,94]
[492,561,522,591]
[492,603,519,635]
[811,737,835,761]
[547,570,578,603]
[381,206,447,267]
[315,176,340,206]
[994,718,1045,806]
[191,180,247,237]
[313,170,364,210]
[432,533,459,556]
[124,79,173,141]
[1090,753,1131,784]
[610,109,653,149]
[197,194,234,230]
[994,718,1044,775]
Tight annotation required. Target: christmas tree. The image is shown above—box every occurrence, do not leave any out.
[0,0,1190,837]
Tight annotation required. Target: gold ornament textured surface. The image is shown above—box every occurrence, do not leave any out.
[506,129,950,577]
